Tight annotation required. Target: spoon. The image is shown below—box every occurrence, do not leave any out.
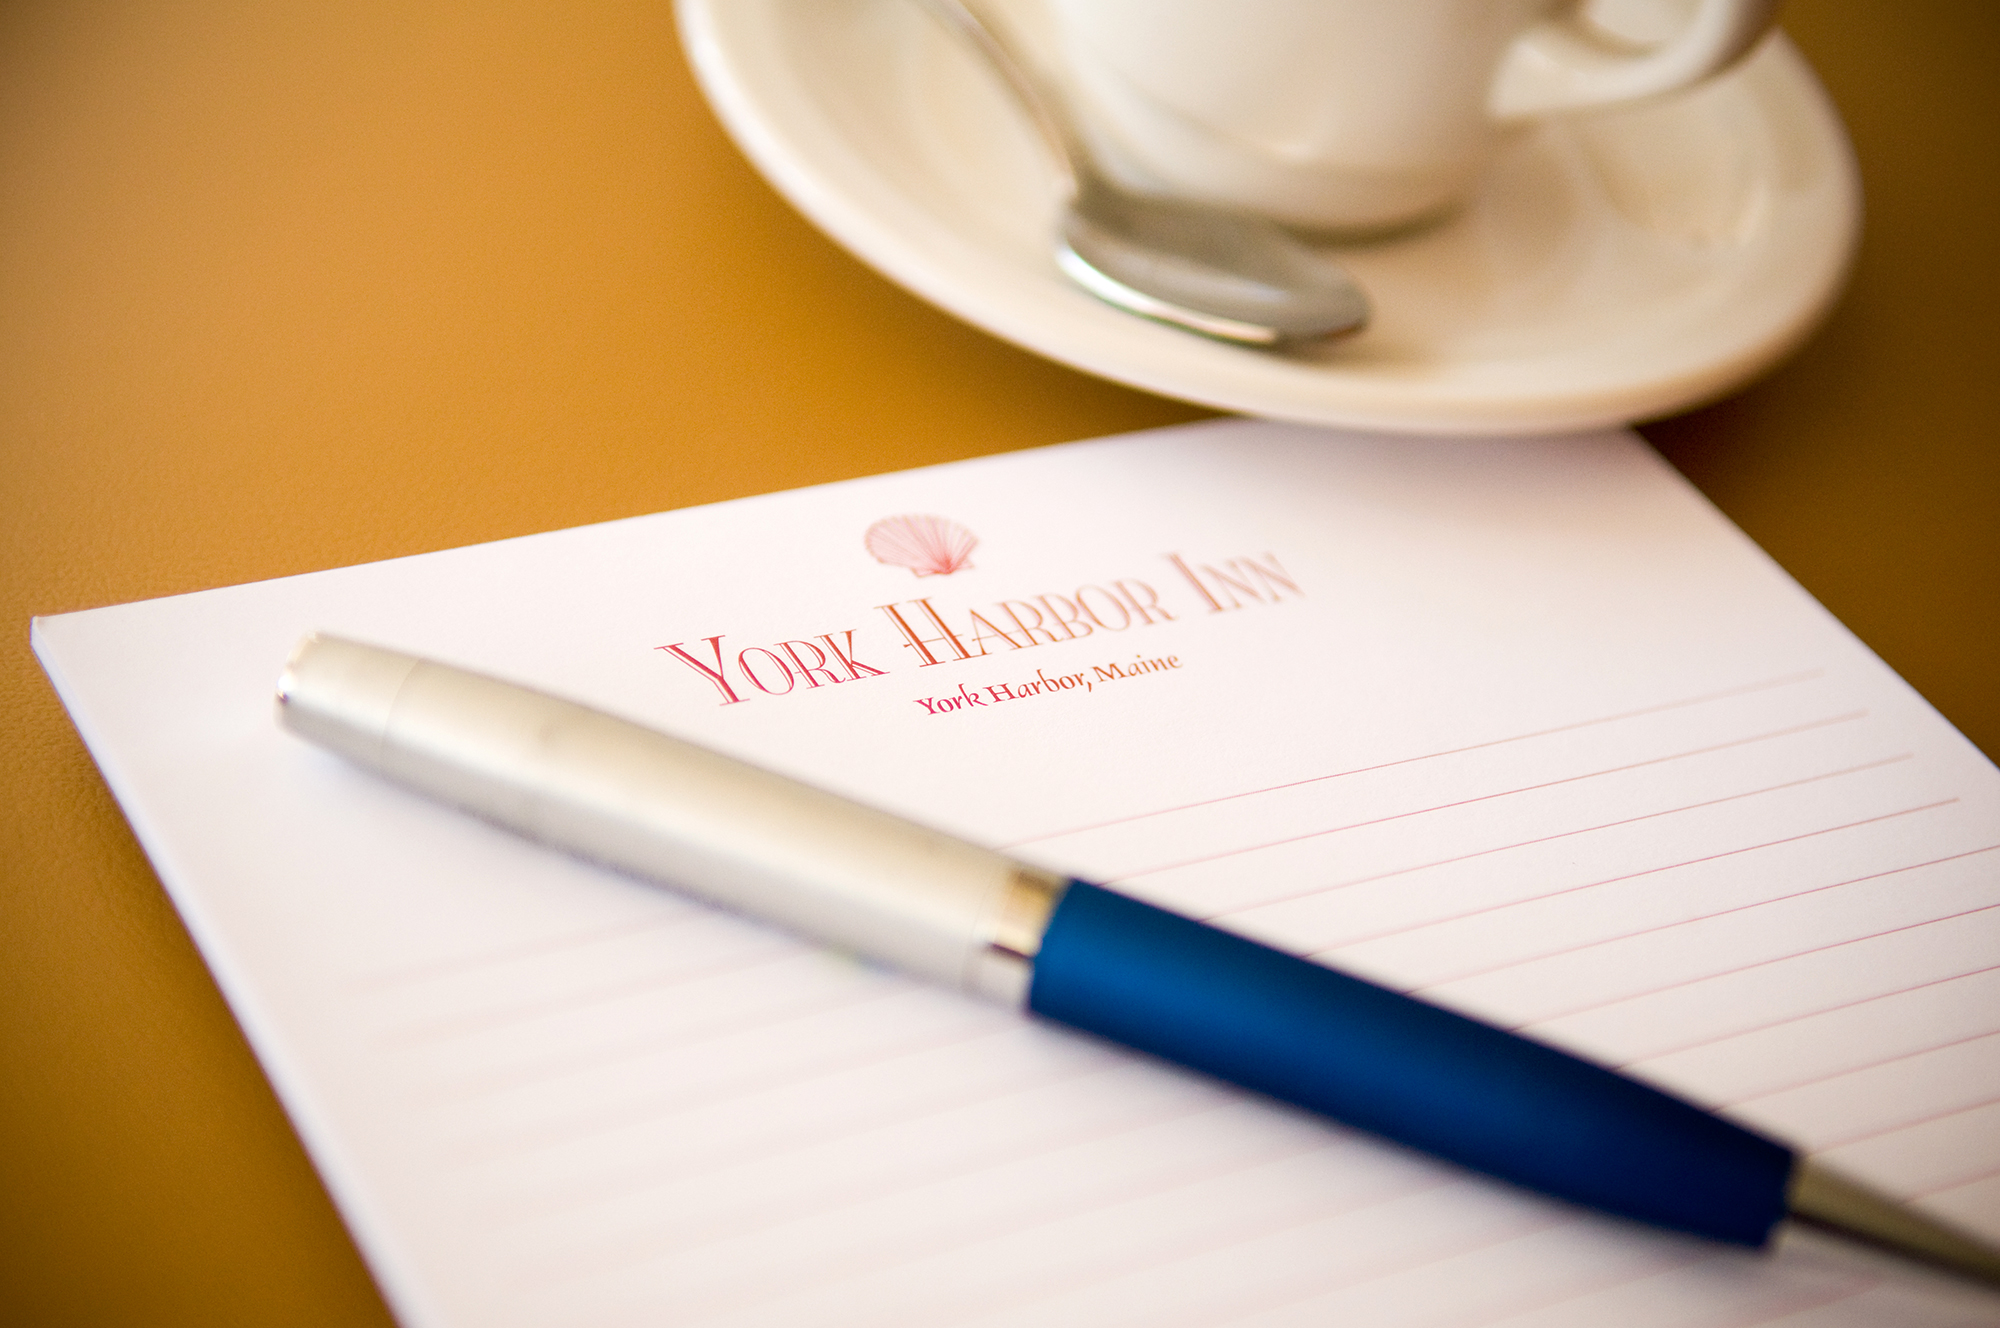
[920,0,1370,347]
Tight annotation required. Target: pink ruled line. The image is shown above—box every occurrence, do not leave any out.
[1102,1213,1571,1328]
[379,936,803,1047]
[1221,752,1906,928]
[1517,900,2000,1029]
[1108,711,1867,885]
[477,1025,1124,1230]
[1621,952,2000,1068]
[1003,669,1826,848]
[911,1175,1481,1328]
[537,1092,1256,1295]
[585,1136,1501,1322]
[1358,799,1960,966]
[419,970,984,1108]
[1419,1248,1719,1328]
[1724,1028,2000,1112]
[1424,1247,1876,1328]
[1913,1156,2000,1200]
[437,979,932,1166]
[1384,839,1999,993]
[352,901,698,992]
[1819,1095,2000,1159]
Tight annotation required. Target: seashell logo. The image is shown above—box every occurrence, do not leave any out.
[864,514,978,578]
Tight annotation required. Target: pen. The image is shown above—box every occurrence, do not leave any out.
[277,632,2000,1287]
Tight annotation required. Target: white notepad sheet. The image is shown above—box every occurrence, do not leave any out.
[34,420,2000,1326]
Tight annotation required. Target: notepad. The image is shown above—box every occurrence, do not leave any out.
[34,420,2000,1326]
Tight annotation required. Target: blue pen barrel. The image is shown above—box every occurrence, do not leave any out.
[1028,882,1795,1246]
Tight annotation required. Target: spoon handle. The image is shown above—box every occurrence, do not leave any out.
[917,0,1085,190]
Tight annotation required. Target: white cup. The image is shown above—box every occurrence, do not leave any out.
[1044,0,1783,233]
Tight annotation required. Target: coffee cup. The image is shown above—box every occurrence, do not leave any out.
[1042,0,1782,233]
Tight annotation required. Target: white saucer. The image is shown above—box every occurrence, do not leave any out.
[678,0,1860,436]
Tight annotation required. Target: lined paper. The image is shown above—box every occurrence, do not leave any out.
[34,420,2000,1326]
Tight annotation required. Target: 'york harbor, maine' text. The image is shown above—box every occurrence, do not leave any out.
[912,653,1185,717]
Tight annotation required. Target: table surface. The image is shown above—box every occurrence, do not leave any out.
[3,3,1995,1323]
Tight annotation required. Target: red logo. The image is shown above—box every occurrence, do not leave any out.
[865,515,977,578]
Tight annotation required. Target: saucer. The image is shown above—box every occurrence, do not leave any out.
[677,0,1860,435]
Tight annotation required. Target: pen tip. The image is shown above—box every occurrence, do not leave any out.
[1787,1160,2000,1289]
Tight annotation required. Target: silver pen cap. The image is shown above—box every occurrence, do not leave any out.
[277,633,1063,1004]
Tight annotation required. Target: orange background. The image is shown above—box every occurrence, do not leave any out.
[3,3,1996,1323]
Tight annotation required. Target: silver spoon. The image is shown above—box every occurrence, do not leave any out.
[921,0,1370,347]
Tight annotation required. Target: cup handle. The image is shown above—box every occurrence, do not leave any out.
[1489,0,1783,120]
